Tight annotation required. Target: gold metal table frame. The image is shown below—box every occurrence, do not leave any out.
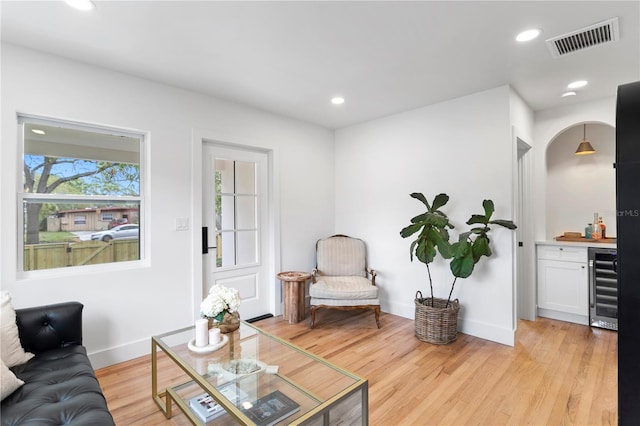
[152,321,368,425]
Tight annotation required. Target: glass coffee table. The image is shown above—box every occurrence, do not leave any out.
[152,321,368,425]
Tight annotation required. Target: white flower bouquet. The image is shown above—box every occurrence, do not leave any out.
[200,284,241,322]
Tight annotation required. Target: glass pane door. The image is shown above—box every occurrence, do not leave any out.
[215,159,258,268]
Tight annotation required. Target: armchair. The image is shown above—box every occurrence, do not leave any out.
[309,235,381,328]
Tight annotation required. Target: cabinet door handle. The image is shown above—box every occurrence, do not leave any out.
[589,260,595,308]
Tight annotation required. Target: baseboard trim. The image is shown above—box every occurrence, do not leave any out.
[89,315,276,369]
[458,318,515,346]
[385,299,515,347]
[537,308,588,326]
[89,338,150,370]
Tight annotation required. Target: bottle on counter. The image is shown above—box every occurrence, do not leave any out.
[585,223,593,239]
[592,213,601,239]
[599,216,607,239]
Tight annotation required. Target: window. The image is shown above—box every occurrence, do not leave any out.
[19,115,144,272]
[215,159,258,268]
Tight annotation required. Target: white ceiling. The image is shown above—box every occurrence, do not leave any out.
[2,1,639,129]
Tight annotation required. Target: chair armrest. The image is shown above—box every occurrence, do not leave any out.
[311,268,319,283]
[15,302,84,354]
[367,268,377,286]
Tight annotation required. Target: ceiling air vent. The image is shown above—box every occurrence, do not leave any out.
[546,17,619,58]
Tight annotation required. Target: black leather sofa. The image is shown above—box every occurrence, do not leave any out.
[1,302,115,425]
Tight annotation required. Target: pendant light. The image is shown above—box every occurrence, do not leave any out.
[575,124,596,155]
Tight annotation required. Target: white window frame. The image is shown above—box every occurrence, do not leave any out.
[17,114,148,275]
[101,212,114,221]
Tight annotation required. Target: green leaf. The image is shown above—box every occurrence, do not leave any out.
[400,223,423,238]
[410,213,427,224]
[451,240,470,258]
[431,193,450,211]
[467,214,488,225]
[451,249,475,278]
[410,193,430,210]
[483,199,495,220]
[438,243,453,259]
[458,231,472,242]
[425,212,449,228]
[472,235,491,261]
[489,219,518,230]
[430,228,452,259]
[435,211,455,229]
[416,239,437,264]
[438,227,450,242]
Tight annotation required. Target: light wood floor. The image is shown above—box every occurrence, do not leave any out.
[95,310,617,425]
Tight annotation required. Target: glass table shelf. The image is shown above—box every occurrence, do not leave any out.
[152,321,368,425]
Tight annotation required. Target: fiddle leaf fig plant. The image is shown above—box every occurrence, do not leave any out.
[401,193,517,308]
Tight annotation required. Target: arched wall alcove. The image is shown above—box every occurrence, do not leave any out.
[545,121,616,239]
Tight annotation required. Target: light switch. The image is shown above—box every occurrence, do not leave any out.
[176,217,189,231]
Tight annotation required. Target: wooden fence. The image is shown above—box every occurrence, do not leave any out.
[23,240,140,271]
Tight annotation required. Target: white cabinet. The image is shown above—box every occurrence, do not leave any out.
[536,244,588,324]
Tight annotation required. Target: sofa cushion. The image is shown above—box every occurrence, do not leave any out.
[310,276,379,299]
[0,292,34,368]
[1,346,114,425]
[15,301,83,354]
[0,360,23,402]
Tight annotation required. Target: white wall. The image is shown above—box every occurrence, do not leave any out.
[546,123,616,239]
[0,44,335,368]
[509,89,534,143]
[334,86,517,345]
[509,89,537,322]
[533,97,616,241]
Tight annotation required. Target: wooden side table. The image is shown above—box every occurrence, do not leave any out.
[277,271,311,324]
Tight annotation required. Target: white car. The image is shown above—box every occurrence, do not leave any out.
[91,224,139,242]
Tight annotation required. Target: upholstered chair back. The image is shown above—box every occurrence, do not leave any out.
[316,235,366,277]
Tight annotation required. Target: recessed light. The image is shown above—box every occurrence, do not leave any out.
[31,129,46,135]
[65,0,96,11]
[331,97,345,105]
[568,80,588,89]
[516,29,541,42]
[561,91,577,97]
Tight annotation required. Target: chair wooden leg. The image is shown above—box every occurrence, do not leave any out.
[310,306,317,329]
[374,306,381,329]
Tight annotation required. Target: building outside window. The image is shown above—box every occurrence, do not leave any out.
[19,115,144,272]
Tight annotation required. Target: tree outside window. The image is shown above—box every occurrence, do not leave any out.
[20,116,144,271]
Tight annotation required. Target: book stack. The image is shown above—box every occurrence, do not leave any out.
[188,383,249,423]
[240,390,300,426]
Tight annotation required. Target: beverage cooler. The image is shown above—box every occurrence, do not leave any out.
[588,247,618,330]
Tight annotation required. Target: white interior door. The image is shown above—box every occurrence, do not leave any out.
[516,137,536,321]
[203,144,271,320]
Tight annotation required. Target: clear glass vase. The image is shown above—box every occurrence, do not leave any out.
[207,311,240,333]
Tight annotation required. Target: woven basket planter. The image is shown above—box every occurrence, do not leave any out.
[414,291,459,344]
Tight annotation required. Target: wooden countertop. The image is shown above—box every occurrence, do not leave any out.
[536,239,617,249]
